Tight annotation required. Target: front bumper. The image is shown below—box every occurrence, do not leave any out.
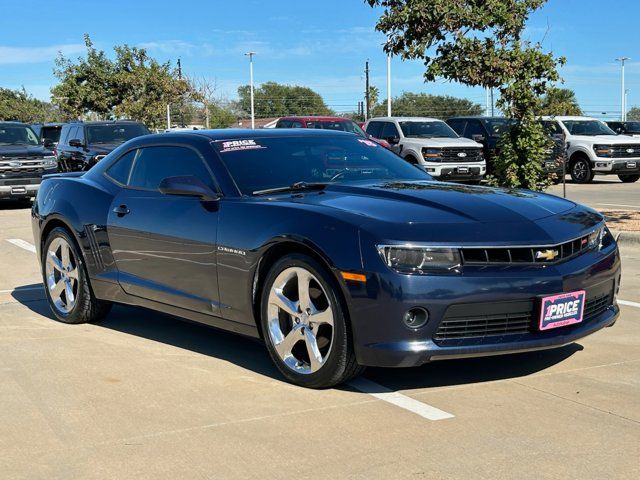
[422,163,486,181]
[345,243,621,367]
[592,158,640,174]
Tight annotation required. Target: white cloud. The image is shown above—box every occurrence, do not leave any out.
[0,44,84,65]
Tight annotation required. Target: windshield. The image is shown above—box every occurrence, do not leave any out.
[624,122,640,133]
[87,123,149,144]
[0,125,40,146]
[484,119,517,136]
[41,126,62,143]
[561,120,616,136]
[398,121,458,139]
[305,120,365,137]
[214,135,431,195]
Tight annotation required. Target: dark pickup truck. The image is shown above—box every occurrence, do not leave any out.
[0,122,57,201]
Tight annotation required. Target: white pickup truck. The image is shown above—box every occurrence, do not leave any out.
[542,116,640,183]
[364,117,486,183]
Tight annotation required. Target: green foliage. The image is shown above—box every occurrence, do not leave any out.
[371,92,482,119]
[208,103,237,128]
[0,87,60,123]
[540,87,582,116]
[627,106,640,121]
[367,85,380,113]
[367,0,565,190]
[52,34,192,128]
[237,82,332,118]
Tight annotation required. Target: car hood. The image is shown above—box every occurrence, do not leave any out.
[570,134,640,145]
[403,137,482,148]
[282,181,602,245]
[0,145,50,158]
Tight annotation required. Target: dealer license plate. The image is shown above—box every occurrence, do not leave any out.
[539,290,586,331]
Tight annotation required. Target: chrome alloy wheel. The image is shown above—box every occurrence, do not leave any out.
[573,160,588,180]
[45,237,79,314]
[267,267,335,374]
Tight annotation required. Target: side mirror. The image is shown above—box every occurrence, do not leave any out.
[43,138,55,148]
[472,134,485,143]
[158,175,219,201]
[386,136,400,145]
[69,138,84,148]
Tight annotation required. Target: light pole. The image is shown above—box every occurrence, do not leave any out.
[245,52,256,129]
[386,54,392,117]
[615,57,630,121]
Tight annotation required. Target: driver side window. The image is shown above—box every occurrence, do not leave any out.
[381,122,400,140]
[127,146,215,191]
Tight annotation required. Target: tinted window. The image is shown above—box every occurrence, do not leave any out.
[381,122,400,139]
[214,135,430,195]
[106,149,137,185]
[540,121,563,136]
[59,126,71,145]
[128,146,214,190]
[41,126,62,143]
[290,121,304,128]
[464,120,486,138]
[69,127,81,143]
[623,122,640,133]
[276,120,292,128]
[366,121,384,138]
[76,126,85,142]
[561,120,615,136]
[446,119,466,135]
[0,125,40,146]
[305,120,364,136]
[86,123,149,144]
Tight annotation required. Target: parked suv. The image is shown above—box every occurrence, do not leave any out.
[606,121,640,138]
[31,122,65,151]
[542,116,640,183]
[57,120,150,172]
[0,122,57,201]
[275,116,391,149]
[365,117,485,182]
[447,116,566,180]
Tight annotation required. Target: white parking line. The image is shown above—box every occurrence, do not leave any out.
[348,377,454,421]
[595,203,640,209]
[7,239,36,253]
[619,299,640,309]
[0,285,43,294]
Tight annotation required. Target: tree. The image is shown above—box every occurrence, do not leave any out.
[540,87,582,116]
[367,0,565,190]
[627,106,640,121]
[52,34,192,128]
[0,87,61,123]
[367,85,380,114]
[237,82,332,118]
[371,92,482,119]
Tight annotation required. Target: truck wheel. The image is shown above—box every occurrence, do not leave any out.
[618,174,640,183]
[404,155,418,165]
[570,157,594,184]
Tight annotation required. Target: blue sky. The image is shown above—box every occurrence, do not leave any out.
[1,0,638,118]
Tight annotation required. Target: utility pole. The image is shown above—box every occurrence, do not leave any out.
[386,54,392,117]
[177,58,184,127]
[616,57,630,121]
[365,60,370,121]
[490,88,495,117]
[245,52,256,129]
[485,86,490,117]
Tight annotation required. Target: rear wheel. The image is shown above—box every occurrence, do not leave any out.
[260,254,363,388]
[570,156,594,184]
[618,174,640,183]
[42,227,112,324]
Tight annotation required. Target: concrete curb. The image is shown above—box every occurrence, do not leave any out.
[612,230,640,246]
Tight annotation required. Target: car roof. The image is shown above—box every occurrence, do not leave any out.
[149,128,355,142]
[278,116,355,122]
[541,116,600,121]
[0,121,30,126]
[447,116,510,121]
[367,116,443,122]
[65,120,143,126]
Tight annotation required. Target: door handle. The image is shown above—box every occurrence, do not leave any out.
[113,205,130,216]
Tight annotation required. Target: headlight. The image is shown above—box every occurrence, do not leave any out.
[593,145,613,157]
[378,245,461,274]
[422,148,442,160]
[588,226,606,250]
[43,156,56,167]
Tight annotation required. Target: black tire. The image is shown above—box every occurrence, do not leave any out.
[41,227,112,324]
[404,155,418,165]
[260,254,364,388]
[570,156,594,184]
[618,174,640,183]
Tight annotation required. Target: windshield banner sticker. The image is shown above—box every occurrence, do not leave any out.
[357,138,378,147]
[219,139,266,153]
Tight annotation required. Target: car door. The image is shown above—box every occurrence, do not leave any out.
[106,144,221,316]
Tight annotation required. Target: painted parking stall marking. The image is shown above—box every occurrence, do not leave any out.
[619,299,640,309]
[7,239,36,253]
[349,377,454,421]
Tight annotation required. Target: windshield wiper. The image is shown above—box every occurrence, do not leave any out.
[253,181,328,196]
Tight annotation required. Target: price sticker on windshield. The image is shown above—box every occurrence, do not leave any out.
[219,139,266,153]
[357,139,378,148]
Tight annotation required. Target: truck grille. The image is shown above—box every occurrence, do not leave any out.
[0,157,49,174]
[610,145,640,158]
[460,234,592,266]
[433,289,613,343]
[423,147,483,163]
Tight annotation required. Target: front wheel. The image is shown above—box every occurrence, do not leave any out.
[570,157,594,184]
[260,254,363,388]
[619,174,640,183]
[42,227,112,324]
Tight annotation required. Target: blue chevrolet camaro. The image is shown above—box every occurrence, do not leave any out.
[32,129,621,388]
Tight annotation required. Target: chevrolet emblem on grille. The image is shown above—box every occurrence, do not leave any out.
[535,249,559,261]
[457,152,467,158]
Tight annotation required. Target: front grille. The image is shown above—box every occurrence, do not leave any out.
[423,147,483,163]
[0,156,49,174]
[433,287,614,343]
[461,234,592,266]
[610,145,640,158]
